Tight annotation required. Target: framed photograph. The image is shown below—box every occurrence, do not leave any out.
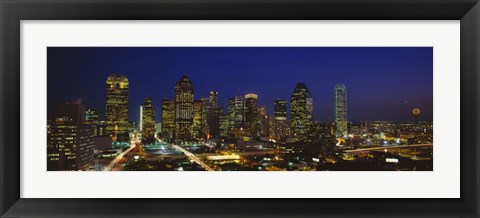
[1,0,479,217]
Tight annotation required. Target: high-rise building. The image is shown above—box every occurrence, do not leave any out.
[274,100,289,140]
[86,109,99,122]
[290,83,313,140]
[85,108,99,136]
[141,97,156,142]
[228,96,244,132]
[105,74,129,142]
[47,102,94,171]
[218,106,230,138]
[334,83,347,136]
[200,98,209,137]
[161,99,175,140]
[274,100,288,119]
[174,76,194,141]
[207,91,219,138]
[193,100,206,140]
[244,93,259,136]
[258,105,268,136]
[228,98,236,132]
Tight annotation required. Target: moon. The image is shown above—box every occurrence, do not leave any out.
[412,108,421,115]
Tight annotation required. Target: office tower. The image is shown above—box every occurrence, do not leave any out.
[228,96,244,132]
[156,122,162,135]
[193,100,206,140]
[274,100,287,119]
[85,108,99,136]
[334,83,347,137]
[258,105,268,136]
[200,98,209,137]
[85,109,99,122]
[290,83,313,140]
[174,75,194,141]
[228,98,236,131]
[207,91,219,137]
[141,97,156,142]
[161,99,175,140]
[218,106,230,137]
[105,74,129,142]
[47,102,94,171]
[234,96,244,128]
[267,116,276,138]
[274,100,289,140]
[244,93,259,136]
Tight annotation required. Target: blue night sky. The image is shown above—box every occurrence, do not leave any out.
[47,47,433,122]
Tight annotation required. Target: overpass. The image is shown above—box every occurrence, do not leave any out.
[343,143,433,153]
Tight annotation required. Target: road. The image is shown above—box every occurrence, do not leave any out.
[343,143,433,153]
[169,143,215,171]
[155,137,215,171]
[104,137,140,171]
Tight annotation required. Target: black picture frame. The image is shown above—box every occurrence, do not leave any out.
[1,0,479,217]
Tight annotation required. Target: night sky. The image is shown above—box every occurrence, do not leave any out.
[47,47,433,122]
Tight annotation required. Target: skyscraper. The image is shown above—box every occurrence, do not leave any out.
[228,97,236,132]
[193,100,206,140]
[47,102,94,171]
[244,93,259,136]
[258,105,268,136]
[274,100,287,119]
[228,96,244,132]
[161,99,175,140]
[334,83,347,136]
[174,76,194,141]
[85,109,99,122]
[218,106,230,138]
[141,97,156,143]
[105,74,129,142]
[200,98,209,137]
[290,83,313,140]
[274,100,290,140]
[207,91,219,138]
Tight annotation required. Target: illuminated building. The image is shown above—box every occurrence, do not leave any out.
[207,91,219,138]
[274,100,289,140]
[200,98,209,137]
[105,74,129,142]
[85,109,99,122]
[267,116,276,138]
[47,102,94,171]
[258,105,268,136]
[141,97,156,142]
[244,93,259,136]
[85,108,99,136]
[219,106,230,137]
[161,99,175,140]
[193,100,206,140]
[290,83,313,140]
[156,122,162,134]
[174,75,194,141]
[228,96,244,132]
[228,98,236,131]
[334,83,347,136]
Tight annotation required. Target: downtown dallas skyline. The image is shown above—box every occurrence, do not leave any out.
[47,47,433,122]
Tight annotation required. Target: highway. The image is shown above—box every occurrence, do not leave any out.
[169,143,215,171]
[104,136,140,171]
[155,137,215,171]
[343,143,433,153]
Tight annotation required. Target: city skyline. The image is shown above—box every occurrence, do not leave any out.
[47,47,433,122]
